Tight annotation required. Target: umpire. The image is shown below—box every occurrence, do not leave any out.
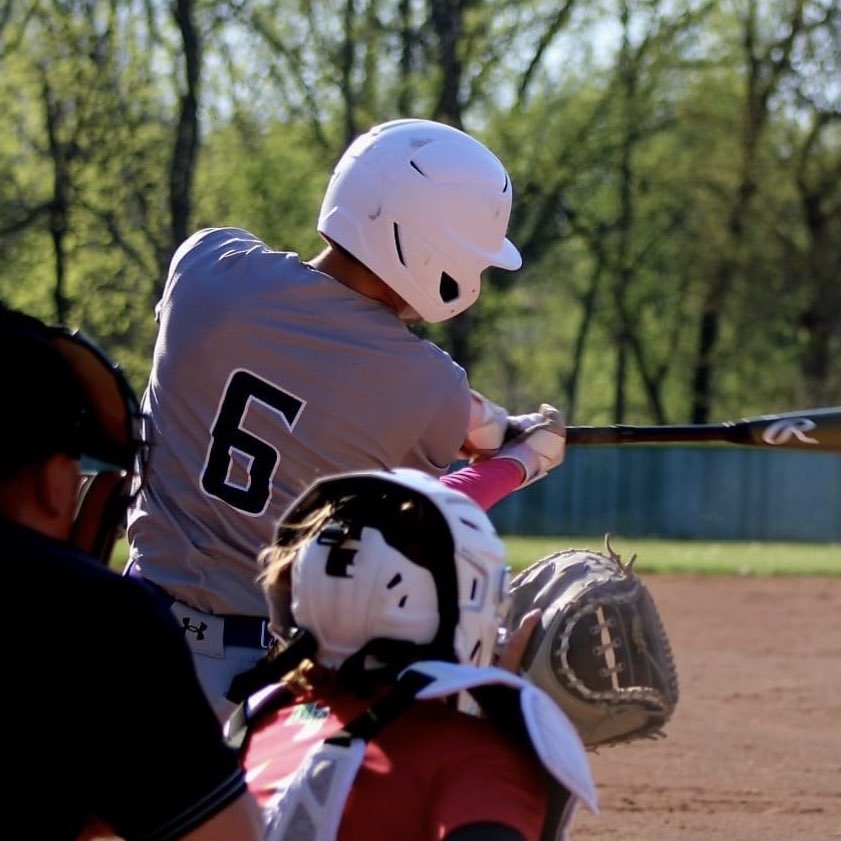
[0,305,262,841]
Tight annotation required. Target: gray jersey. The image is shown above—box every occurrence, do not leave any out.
[126,228,470,616]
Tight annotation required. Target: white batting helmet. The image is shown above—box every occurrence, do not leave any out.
[271,468,511,671]
[317,119,522,323]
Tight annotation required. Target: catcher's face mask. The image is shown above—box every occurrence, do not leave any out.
[274,468,511,672]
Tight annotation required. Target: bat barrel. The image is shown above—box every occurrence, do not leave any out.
[564,408,841,452]
[565,424,733,446]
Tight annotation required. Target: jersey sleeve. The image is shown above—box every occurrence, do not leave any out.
[403,359,471,474]
[79,574,248,840]
[156,227,259,319]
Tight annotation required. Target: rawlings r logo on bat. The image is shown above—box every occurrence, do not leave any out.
[761,418,819,447]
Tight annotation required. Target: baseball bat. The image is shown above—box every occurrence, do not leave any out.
[564,406,841,452]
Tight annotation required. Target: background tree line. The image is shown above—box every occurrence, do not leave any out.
[1,0,839,425]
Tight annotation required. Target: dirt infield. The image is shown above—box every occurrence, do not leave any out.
[573,575,841,841]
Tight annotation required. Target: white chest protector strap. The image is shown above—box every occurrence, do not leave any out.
[252,669,434,841]
[245,662,598,841]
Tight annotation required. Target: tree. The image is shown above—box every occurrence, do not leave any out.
[1,0,838,413]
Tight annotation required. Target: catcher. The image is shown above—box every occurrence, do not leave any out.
[227,467,599,841]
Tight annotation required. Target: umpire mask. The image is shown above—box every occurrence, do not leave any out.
[1,306,151,562]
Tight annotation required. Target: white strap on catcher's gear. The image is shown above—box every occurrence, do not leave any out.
[255,661,597,841]
[262,738,365,841]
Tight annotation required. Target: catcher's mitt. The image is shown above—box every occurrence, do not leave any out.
[506,534,679,748]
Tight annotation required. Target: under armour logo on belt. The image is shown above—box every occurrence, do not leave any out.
[182,617,208,641]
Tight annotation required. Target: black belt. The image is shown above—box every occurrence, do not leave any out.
[128,564,272,649]
[220,614,273,649]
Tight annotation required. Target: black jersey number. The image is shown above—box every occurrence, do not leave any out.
[201,370,304,515]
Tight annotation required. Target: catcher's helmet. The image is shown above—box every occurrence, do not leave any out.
[267,468,511,671]
[317,119,522,323]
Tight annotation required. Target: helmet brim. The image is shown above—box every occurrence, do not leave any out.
[493,238,523,272]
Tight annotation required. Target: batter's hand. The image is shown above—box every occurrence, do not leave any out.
[460,390,509,458]
[491,403,566,487]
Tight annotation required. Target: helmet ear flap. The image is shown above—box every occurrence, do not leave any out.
[391,223,478,316]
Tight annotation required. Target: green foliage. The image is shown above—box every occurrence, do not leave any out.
[1,0,839,421]
[194,118,329,257]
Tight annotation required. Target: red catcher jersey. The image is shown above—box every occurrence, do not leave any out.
[244,684,548,841]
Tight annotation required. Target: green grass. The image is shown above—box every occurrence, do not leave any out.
[502,534,841,576]
[112,535,841,577]
[110,539,130,572]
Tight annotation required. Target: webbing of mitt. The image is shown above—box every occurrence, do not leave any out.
[508,534,679,748]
